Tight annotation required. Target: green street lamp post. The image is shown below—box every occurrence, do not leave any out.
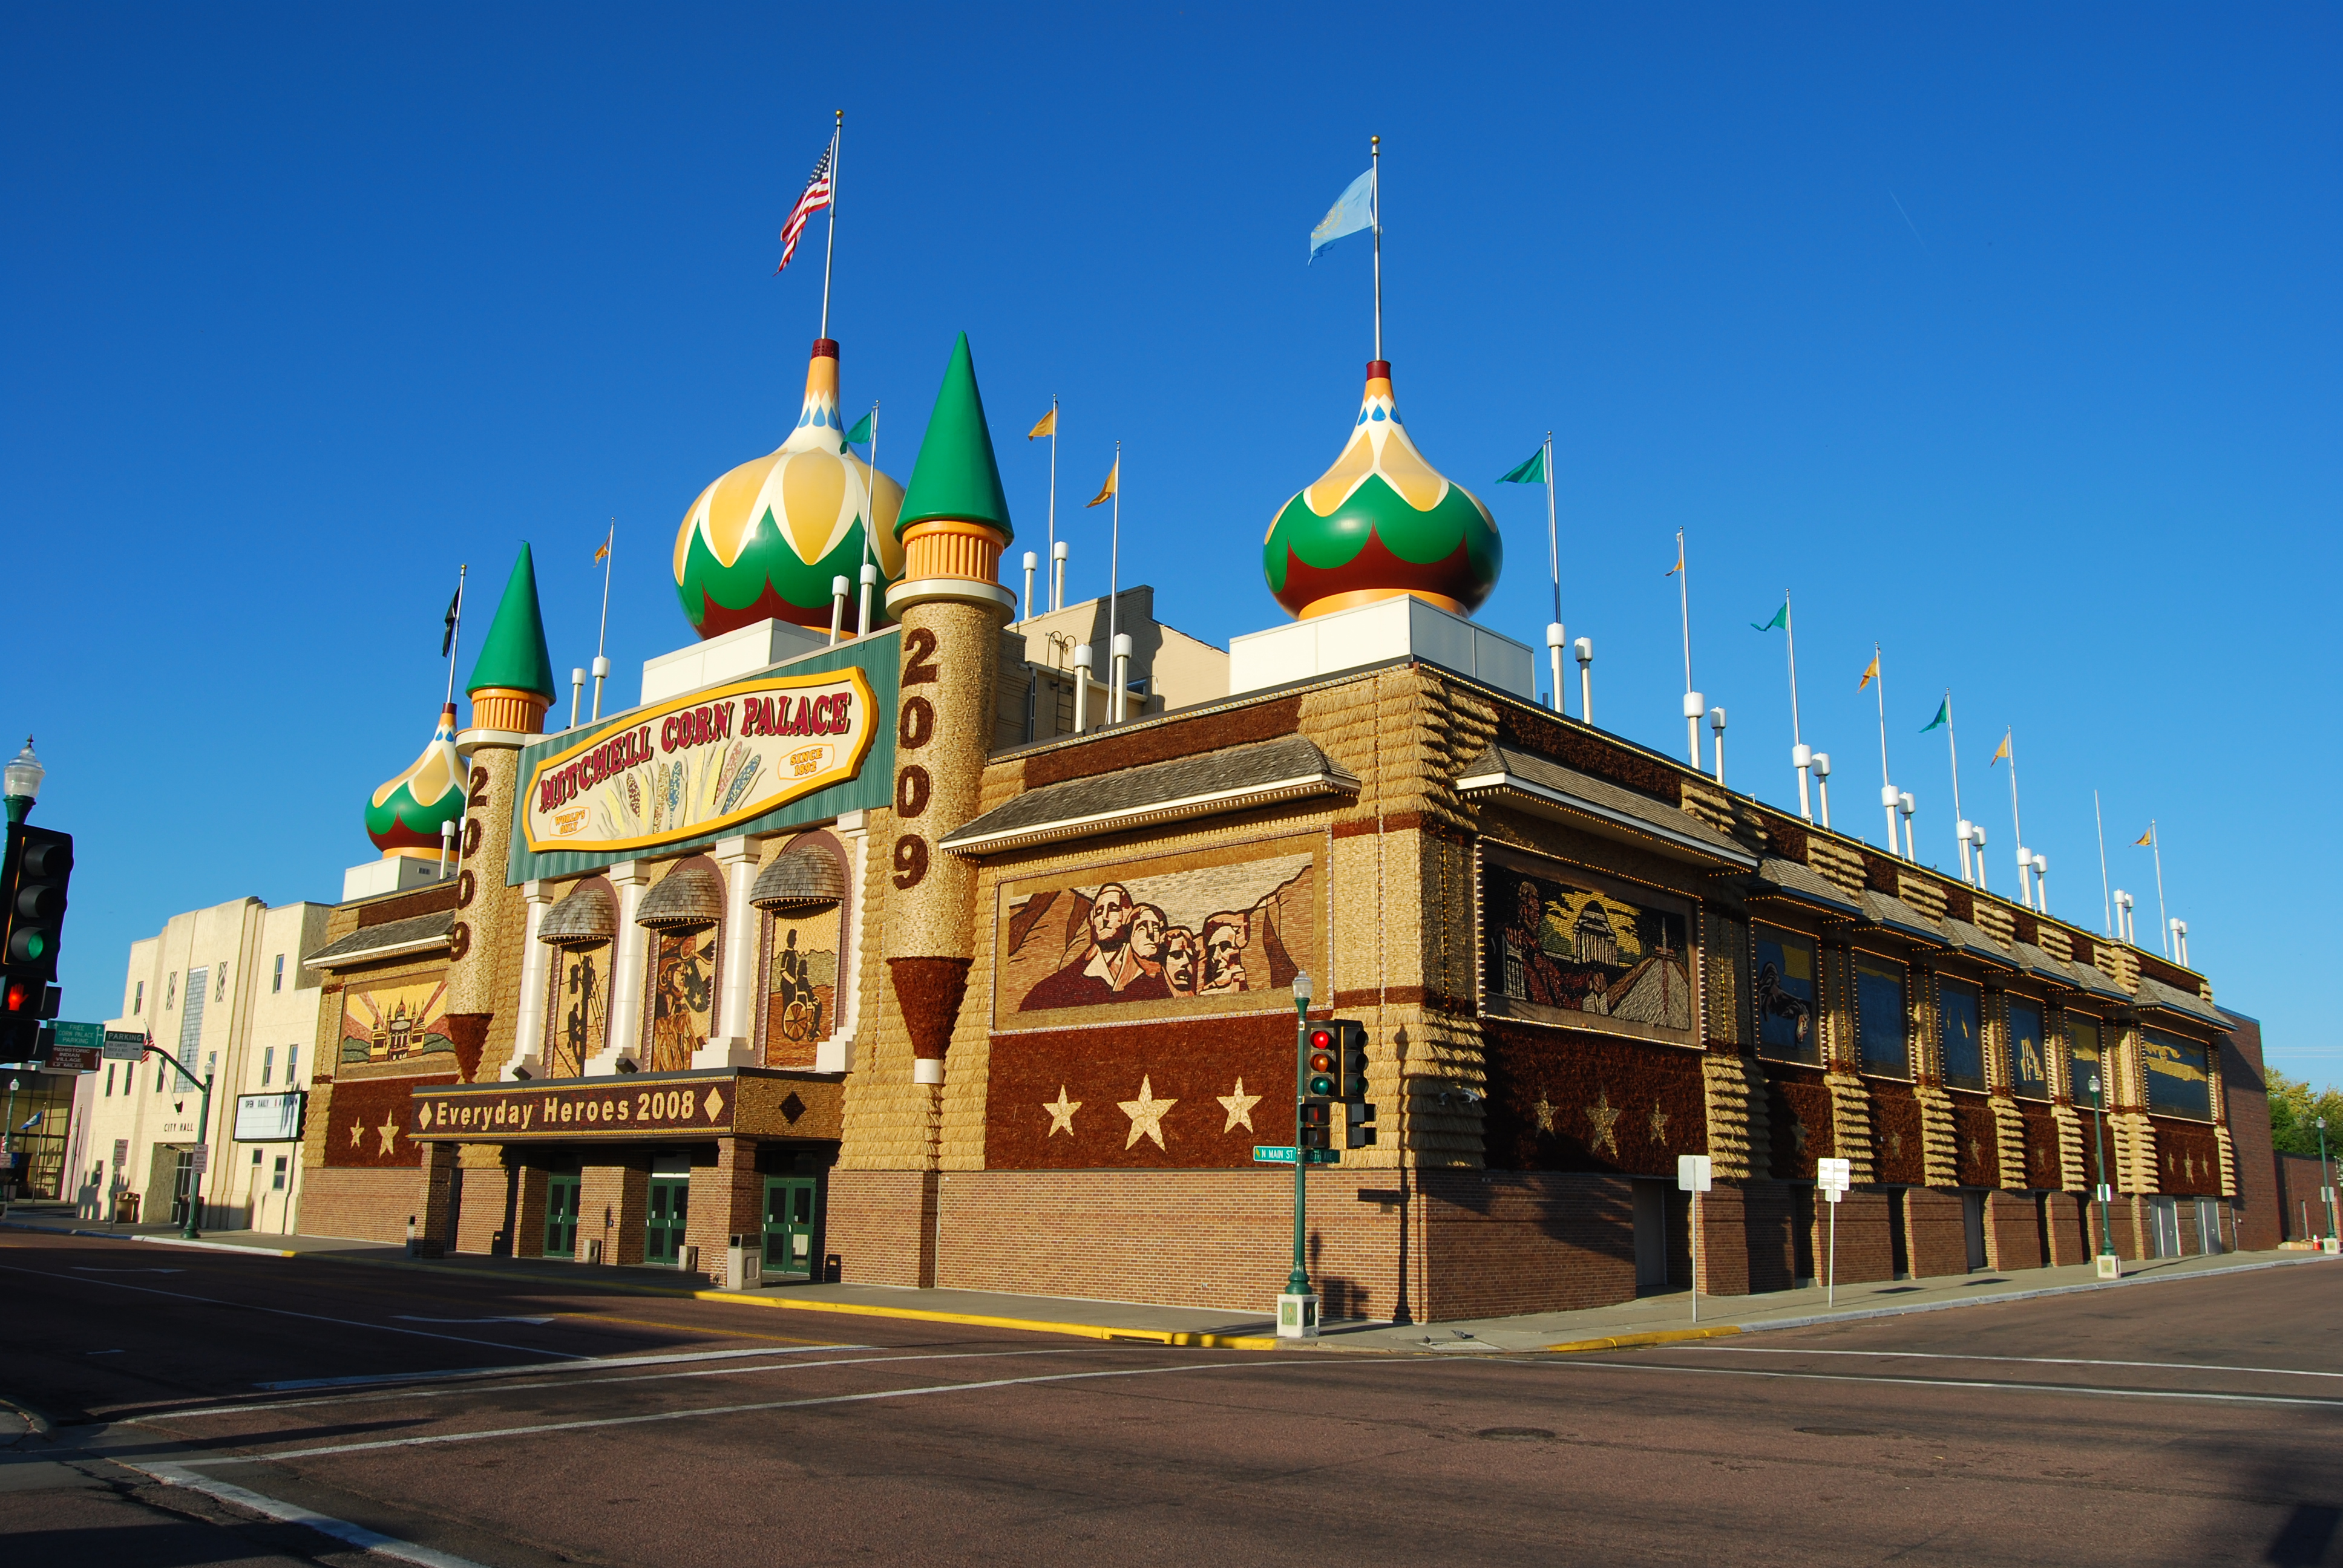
[2088,1070,2117,1264]
[1286,971,1312,1299]
[145,1045,213,1240]
[2,737,42,826]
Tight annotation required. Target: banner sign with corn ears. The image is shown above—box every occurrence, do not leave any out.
[521,667,879,855]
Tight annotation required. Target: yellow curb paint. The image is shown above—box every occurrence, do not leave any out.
[1543,1325,1745,1354]
[686,1289,1282,1351]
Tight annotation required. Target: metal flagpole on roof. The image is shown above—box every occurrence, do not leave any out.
[1107,442,1123,722]
[2094,789,2114,937]
[1873,645,1894,849]
[859,403,880,635]
[1944,690,1964,875]
[1543,433,1562,713]
[819,111,841,342]
[1369,136,1382,362]
[2149,819,2170,957]
[591,523,613,721]
[1785,593,1810,822]
[1048,398,1061,610]
[442,564,467,710]
[2005,729,2024,902]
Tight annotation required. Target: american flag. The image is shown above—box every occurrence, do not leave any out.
[776,140,834,275]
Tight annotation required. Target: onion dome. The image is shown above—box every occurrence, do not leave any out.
[1263,360,1502,619]
[466,544,557,734]
[675,340,907,639]
[365,704,465,859]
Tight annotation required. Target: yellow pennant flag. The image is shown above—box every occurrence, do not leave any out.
[1028,407,1057,440]
[1990,731,2011,766]
[1086,455,1118,508]
[593,526,611,563]
[1857,652,1879,691]
[1664,537,1683,577]
[2133,826,2154,846]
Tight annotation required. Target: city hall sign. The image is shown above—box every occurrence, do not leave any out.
[522,668,879,854]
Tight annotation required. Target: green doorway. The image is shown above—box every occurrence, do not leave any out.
[646,1177,690,1264]
[761,1176,820,1282]
[544,1174,582,1258]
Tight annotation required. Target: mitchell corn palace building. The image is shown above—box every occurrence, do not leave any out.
[293,330,2273,1320]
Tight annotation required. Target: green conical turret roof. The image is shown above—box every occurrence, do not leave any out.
[897,333,1013,541]
[465,544,557,698]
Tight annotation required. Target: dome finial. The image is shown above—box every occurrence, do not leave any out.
[367,703,465,859]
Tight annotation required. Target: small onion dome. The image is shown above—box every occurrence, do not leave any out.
[538,878,617,946]
[1262,360,1502,619]
[750,846,846,912]
[674,339,908,639]
[364,704,465,859]
[636,861,726,927]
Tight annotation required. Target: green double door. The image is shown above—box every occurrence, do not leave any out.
[544,1175,581,1258]
[646,1177,690,1265]
[762,1177,821,1282]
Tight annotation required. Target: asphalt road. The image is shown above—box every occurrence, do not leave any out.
[2,1231,2338,1567]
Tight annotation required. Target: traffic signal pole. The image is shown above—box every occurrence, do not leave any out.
[145,1044,212,1240]
[1287,989,1310,1298]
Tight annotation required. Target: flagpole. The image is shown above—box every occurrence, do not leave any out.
[1047,397,1061,611]
[819,111,841,342]
[2094,789,2113,937]
[1369,135,1382,362]
[1785,592,1809,823]
[859,403,879,635]
[591,523,613,721]
[2005,729,2024,905]
[1945,690,1964,881]
[1542,432,1561,714]
[1107,442,1122,724]
[1677,532,1692,694]
[2150,820,2169,957]
[443,564,467,710]
[1873,644,1895,851]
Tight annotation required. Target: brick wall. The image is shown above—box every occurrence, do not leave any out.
[828,1169,937,1285]
[298,1167,419,1243]
[2276,1154,2333,1242]
[1906,1188,1970,1278]
[683,1138,764,1285]
[1983,1191,2043,1270]
[2219,1016,2282,1250]
[1817,1190,1896,1284]
[580,1159,648,1266]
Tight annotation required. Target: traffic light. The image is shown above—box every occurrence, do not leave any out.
[1303,1025,1339,1101]
[1299,1102,1331,1151]
[1325,1019,1377,1148]
[0,826,72,1057]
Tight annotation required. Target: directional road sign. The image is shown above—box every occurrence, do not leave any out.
[102,1029,149,1061]
[1254,1146,1300,1164]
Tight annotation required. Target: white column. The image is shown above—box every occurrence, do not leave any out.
[506,880,556,1079]
[588,861,651,1075]
[695,837,764,1069]
[817,812,869,1075]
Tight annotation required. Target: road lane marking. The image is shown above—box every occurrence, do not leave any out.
[139,1462,492,1568]
[1689,1345,2343,1380]
[391,1316,556,1325]
[141,1347,1100,1419]
[168,1358,1267,1465]
[73,1267,186,1274]
[0,1262,589,1362]
[1542,1357,2343,1410]
[552,1311,837,1347]
[255,1342,860,1391]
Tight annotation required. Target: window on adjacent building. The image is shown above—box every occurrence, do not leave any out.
[2067,1013,2105,1104]
[165,973,176,1009]
[272,955,284,993]
[286,1044,300,1084]
[1939,979,1985,1090]
[261,1047,275,1087]
[2143,1028,2213,1120]
[1855,954,1908,1076]
[134,981,145,1015]
[272,1155,288,1191]
[2008,999,2049,1100]
[1753,923,1820,1065]
[215,968,228,1003]
[105,1064,114,1097]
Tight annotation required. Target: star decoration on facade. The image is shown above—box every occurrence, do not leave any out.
[1649,1103,1670,1146]
[1967,1136,1983,1166]
[349,1119,365,1148]
[1043,1086,1080,1137]
[1217,1078,1260,1134]
[375,1112,402,1157]
[1119,1076,1176,1150]
[1790,1119,1809,1155]
[1585,1092,1621,1158]
[1533,1097,1556,1133]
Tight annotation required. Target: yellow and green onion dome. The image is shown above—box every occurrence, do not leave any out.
[365,703,465,859]
[673,339,907,638]
[1263,359,1502,619]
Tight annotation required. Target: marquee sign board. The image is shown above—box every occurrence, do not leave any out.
[520,667,880,857]
[410,1076,736,1143]
[234,1091,308,1143]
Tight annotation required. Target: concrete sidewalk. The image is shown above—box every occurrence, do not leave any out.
[4,1207,2327,1353]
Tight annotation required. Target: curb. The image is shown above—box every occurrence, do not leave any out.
[1544,1325,1745,1354]
[129,1234,300,1259]
[683,1288,1283,1350]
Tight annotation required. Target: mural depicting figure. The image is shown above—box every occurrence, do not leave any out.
[1753,924,1817,1061]
[998,843,1317,1022]
[1482,853,1696,1043]
[763,906,841,1067]
[649,926,716,1073]
[548,944,608,1077]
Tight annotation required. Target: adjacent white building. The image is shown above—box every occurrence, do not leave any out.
[71,897,330,1231]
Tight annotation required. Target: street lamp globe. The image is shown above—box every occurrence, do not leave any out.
[1291,970,1312,1008]
[3,738,42,802]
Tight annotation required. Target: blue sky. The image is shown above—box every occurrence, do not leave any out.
[4,5,2336,1082]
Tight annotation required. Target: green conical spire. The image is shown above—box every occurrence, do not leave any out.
[897,333,1013,541]
[465,544,557,698]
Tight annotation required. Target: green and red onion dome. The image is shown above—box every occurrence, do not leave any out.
[674,339,906,639]
[365,704,465,858]
[1263,360,1502,619]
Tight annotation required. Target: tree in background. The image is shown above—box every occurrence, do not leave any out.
[2266,1068,2343,1157]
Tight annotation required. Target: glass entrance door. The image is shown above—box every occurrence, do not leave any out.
[762,1176,819,1281]
[545,1175,582,1258]
[646,1177,690,1264]
[171,1150,195,1226]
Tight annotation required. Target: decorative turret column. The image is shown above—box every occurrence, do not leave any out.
[880,333,1017,1088]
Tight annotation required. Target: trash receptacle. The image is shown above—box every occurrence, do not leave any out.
[726,1234,762,1290]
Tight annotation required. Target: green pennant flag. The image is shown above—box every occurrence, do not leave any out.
[1496,446,1546,485]
[1919,696,1949,733]
[1749,601,1787,633]
[844,411,873,445]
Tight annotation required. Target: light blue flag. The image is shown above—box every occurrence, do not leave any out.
[1309,168,1375,263]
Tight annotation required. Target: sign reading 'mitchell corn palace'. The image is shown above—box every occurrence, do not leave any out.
[523,668,878,854]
